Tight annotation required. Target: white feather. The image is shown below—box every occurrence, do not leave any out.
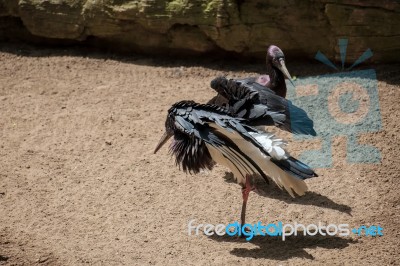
[248,132,288,160]
[205,143,258,186]
[208,123,308,197]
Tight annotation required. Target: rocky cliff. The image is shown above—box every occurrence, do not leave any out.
[0,0,399,62]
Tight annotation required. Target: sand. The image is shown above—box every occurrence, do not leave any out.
[0,43,399,265]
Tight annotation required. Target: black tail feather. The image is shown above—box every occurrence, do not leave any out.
[272,156,318,180]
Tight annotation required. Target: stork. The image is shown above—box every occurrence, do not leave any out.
[154,101,317,227]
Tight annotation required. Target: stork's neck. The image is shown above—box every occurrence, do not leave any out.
[266,61,287,98]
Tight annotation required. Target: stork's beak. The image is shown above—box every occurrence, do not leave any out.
[154,131,173,154]
[278,58,295,87]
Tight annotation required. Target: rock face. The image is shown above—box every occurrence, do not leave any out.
[0,0,399,62]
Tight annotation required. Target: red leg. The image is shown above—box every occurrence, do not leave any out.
[241,175,256,227]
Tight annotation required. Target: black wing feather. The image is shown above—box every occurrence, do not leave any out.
[210,76,317,136]
[166,101,317,180]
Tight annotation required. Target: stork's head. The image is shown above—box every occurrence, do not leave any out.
[266,45,295,87]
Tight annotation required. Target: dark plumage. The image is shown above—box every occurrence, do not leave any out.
[206,45,315,137]
[208,45,293,107]
[154,100,317,225]
[210,76,317,136]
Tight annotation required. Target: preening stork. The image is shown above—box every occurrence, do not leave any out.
[154,101,317,226]
[210,76,317,136]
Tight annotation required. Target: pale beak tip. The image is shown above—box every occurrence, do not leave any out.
[278,58,295,87]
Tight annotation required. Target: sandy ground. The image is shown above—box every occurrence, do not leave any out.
[0,43,399,265]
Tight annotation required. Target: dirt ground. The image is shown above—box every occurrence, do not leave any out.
[0,43,399,265]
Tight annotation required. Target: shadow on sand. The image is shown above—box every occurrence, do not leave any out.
[223,172,352,215]
[207,233,357,260]
[0,41,399,86]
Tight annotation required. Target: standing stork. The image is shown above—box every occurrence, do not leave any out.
[154,101,317,226]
